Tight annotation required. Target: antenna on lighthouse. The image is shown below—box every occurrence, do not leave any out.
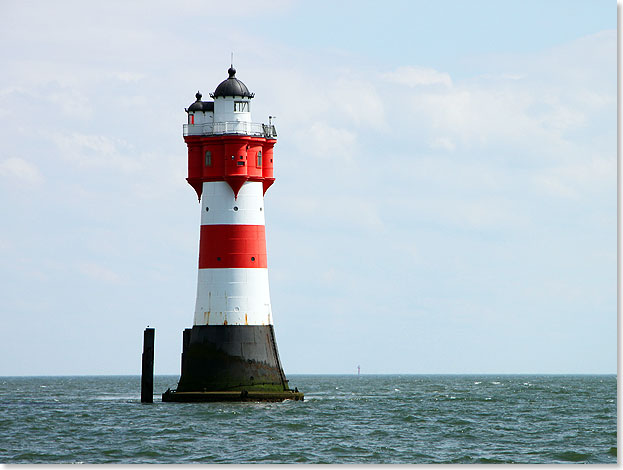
[231,51,234,68]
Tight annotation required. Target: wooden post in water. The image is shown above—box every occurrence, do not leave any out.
[141,328,155,403]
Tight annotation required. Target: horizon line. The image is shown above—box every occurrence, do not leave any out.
[0,372,616,378]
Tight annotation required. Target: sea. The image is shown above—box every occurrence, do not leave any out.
[0,375,616,464]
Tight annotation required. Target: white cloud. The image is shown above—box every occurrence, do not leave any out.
[406,81,605,164]
[449,198,520,230]
[478,73,524,81]
[0,86,27,97]
[410,87,544,148]
[48,132,142,173]
[328,76,386,130]
[382,66,453,88]
[47,88,93,119]
[265,66,386,132]
[112,72,146,83]
[533,173,577,199]
[428,136,456,151]
[78,263,121,284]
[383,31,614,166]
[533,156,615,199]
[300,122,357,160]
[0,157,43,185]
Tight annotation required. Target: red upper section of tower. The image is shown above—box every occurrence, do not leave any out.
[184,134,276,200]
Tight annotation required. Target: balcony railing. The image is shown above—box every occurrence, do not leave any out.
[183,121,277,138]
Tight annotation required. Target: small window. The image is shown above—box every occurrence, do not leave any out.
[237,161,245,166]
[257,151,262,168]
[234,101,249,112]
[205,151,212,167]
[189,114,195,125]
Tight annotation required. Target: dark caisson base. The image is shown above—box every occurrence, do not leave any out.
[163,324,303,402]
[162,389,304,402]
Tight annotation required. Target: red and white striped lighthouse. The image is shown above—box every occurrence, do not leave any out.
[163,66,302,401]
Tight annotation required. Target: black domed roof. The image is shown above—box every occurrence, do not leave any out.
[187,91,204,111]
[212,67,254,99]
[186,91,214,113]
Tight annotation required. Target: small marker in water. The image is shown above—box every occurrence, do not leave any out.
[357,365,360,376]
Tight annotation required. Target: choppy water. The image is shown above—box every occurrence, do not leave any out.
[0,375,616,463]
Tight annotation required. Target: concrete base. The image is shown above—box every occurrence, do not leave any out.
[164,324,304,402]
[162,388,304,402]
[176,325,289,392]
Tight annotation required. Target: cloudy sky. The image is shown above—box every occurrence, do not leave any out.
[0,0,616,376]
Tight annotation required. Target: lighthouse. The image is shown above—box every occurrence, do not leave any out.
[162,66,302,402]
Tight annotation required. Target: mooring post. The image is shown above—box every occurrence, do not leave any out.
[141,327,155,403]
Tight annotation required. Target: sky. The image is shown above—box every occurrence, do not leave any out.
[0,0,617,376]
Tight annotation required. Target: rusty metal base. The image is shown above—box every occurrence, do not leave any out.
[161,388,304,402]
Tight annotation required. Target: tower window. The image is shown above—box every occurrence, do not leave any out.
[234,101,249,112]
[205,150,212,167]
[257,151,262,168]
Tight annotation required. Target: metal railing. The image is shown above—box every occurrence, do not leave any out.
[183,121,277,138]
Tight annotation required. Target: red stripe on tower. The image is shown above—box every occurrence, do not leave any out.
[198,224,267,269]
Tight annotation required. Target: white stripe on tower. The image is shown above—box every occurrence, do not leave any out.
[193,181,273,326]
